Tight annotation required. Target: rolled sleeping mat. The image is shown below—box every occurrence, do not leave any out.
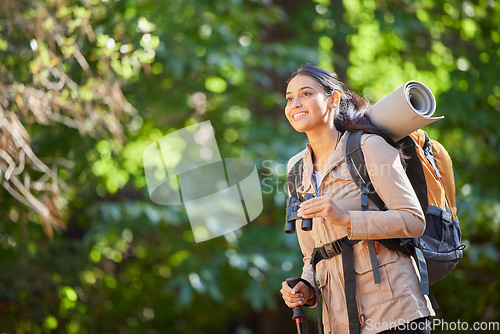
[366,81,443,142]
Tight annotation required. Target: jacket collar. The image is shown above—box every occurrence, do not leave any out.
[297,133,347,195]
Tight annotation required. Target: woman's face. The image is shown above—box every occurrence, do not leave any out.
[285,74,333,133]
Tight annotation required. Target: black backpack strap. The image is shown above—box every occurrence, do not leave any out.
[311,237,362,334]
[421,131,441,178]
[345,131,387,211]
[414,244,430,295]
[288,158,304,199]
[341,238,361,334]
[344,131,383,285]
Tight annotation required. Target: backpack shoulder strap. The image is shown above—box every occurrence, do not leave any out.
[344,130,387,211]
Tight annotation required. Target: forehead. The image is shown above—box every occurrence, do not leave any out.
[286,74,322,93]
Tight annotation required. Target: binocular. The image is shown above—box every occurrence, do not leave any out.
[285,193,314,234]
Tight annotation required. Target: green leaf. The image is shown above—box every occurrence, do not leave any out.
[205,76,227,93]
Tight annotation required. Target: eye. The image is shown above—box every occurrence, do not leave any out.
[302,91,312,97]
[286,97,293,103]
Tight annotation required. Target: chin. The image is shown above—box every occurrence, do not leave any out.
[291,124,311,133]
[288,117,313,133]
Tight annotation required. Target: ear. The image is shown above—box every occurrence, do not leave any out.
[329,91,341,109]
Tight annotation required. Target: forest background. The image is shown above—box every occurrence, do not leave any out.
[1,0,499,333]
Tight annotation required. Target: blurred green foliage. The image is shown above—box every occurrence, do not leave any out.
[0,0,499,333]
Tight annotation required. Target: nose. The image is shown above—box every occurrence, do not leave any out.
[292,97,302,109]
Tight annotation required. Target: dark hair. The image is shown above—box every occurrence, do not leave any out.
[287,65,399,149]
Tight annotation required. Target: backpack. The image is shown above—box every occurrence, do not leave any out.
[344,129,464,292]
[287,129,464,333]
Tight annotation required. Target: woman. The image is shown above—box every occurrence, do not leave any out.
[279,65,435,334]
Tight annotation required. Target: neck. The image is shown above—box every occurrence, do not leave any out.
[306,125,341,171]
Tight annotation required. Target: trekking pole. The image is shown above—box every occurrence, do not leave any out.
[286,278,310,334]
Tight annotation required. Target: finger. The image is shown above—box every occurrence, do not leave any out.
[282,292,305,303]
[300,197,333,215]
[284,293,304,303]
[281,281,295,293]
[299,197,328,211]
[285,281,307,296]
[300,204,323,214]
[281,282,303,299]
[282,292,305,306]
[303,196,328,206]
[299,205,324,218]
[303,195,322,203]
[281,289,300,299]
[282,289,304,300]
[298,212,318,219]
[286,299,305,308]
[297,202,315,216]
[298,197,318,210]
[293,281,307,293]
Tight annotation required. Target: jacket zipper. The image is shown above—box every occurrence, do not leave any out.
[318,164,348,297]
[316,161,348,329]
[316,171,333,243]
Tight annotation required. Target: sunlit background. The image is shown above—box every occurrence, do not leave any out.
[1,0,499,333]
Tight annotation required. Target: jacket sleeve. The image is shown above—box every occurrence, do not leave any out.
[287,155,317,307]
[347,134,425,240]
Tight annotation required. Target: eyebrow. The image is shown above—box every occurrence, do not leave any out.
[286,86,316,95]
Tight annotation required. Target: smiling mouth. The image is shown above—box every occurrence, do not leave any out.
[292,112,308,120]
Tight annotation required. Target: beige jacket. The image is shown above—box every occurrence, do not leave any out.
[287,133,435,334]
